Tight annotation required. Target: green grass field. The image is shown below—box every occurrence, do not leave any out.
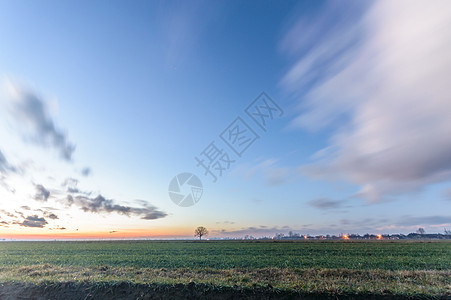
[0,240,450,298]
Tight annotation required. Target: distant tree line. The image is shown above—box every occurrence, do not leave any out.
[268,228,451,240]
[197,227,451,241]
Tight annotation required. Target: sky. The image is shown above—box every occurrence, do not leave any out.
[0,0,450,239]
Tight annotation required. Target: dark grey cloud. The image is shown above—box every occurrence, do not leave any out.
[308,197,344,210]
[21,215,48,228]
[61,178,91,195]
[81,167,91,177]
[61,177,78,187]
[34,184,50,202]
[14,210,24,218]
[49,226,66,230]
[0,210,17,218]
[43,211,58,220]
[4,83,75,161]
[22,208,59,220]
[66,187,91,196]
[62,195,167,220]
[67,187,80,193]
[65,195,74,206]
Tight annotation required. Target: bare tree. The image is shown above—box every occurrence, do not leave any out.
[417,227,425,235]
[194,226,208,240]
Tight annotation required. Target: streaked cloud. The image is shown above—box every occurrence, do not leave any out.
[0,150,15,173]
[43,211,58,220]
[62,195,167,220]
[282,0,451,202]
[33,184,50,202]
[308,197,344,210]
[0,149,17,193]
[49,226,66,230]
[0,206,62,229]
[2,80,75,161]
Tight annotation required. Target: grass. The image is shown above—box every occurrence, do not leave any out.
[0,265,450,296]
[0,240,450,297]
[0,240,450,270]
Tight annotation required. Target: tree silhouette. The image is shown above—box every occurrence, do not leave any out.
[417,227,425,235]
[194,226,208,240]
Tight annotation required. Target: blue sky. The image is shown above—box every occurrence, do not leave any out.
[0,0,450,239]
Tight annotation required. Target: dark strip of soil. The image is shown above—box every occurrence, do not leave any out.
[0,282,448,300]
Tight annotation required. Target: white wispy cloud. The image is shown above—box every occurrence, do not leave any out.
[282,0,451,202]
